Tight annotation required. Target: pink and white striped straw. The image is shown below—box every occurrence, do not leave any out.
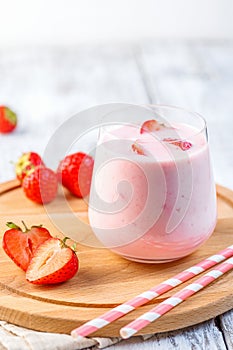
[120,256,233,339]
[71,245,233,339]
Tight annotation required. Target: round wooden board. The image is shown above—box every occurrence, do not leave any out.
[0,180,233,337]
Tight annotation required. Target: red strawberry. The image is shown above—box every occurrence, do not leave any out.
[0,106,17,133]
[15,152,45,183]
[132,141,147,155]
[163,138,192,151]
[140,119,161,134]
[22,166,58,204]
[26,237,79,285]
[2,221,52,271]
[57,152,94,198]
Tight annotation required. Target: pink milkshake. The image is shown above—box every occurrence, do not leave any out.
[88,111,217,263]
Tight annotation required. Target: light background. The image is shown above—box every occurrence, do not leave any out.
[0,1,232,190]
[0,2,233,349]
[0,0,232,46]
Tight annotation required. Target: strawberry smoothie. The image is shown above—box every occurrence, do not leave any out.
[88,118,217,263]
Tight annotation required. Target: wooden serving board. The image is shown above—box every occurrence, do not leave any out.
[0,180,233,337]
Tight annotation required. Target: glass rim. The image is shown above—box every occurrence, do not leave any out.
[144,103,207,134]
[100,103,207,142]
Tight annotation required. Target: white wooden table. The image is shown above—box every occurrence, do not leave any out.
[0,41,233,349]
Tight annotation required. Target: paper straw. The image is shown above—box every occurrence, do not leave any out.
[120,256,233,339]
[71,244,233,339]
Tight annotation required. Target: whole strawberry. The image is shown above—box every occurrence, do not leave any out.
[0,106,17,133]
[15,152,45,183]
[26,237,79,284]
[22,166,58,204]
[2,221,52,271]
[57,152,94,198]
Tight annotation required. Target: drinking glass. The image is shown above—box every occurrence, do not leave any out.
[88,104,217,263]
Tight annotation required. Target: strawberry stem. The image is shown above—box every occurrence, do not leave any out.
[21,220,29,232]
[60,237,76,251]
[61,237,70,247]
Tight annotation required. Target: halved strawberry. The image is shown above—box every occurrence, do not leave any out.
[15,152,45,183]
[26,238,79,285]
[2,221,52,271]
[163,138,192,151]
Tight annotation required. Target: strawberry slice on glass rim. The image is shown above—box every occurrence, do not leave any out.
[140,119,168,134]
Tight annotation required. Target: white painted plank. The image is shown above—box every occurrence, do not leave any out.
[0,47,149,182]
[136,41,207,108]
[104,320,226,350]
[139,41,233,190]
[219,310,233,350]
[192,43,233,190]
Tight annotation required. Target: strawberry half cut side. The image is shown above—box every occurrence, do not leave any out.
[26,238,79,285]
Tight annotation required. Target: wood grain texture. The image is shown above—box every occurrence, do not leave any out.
[0,43,232,349]
[0,181,233,338]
